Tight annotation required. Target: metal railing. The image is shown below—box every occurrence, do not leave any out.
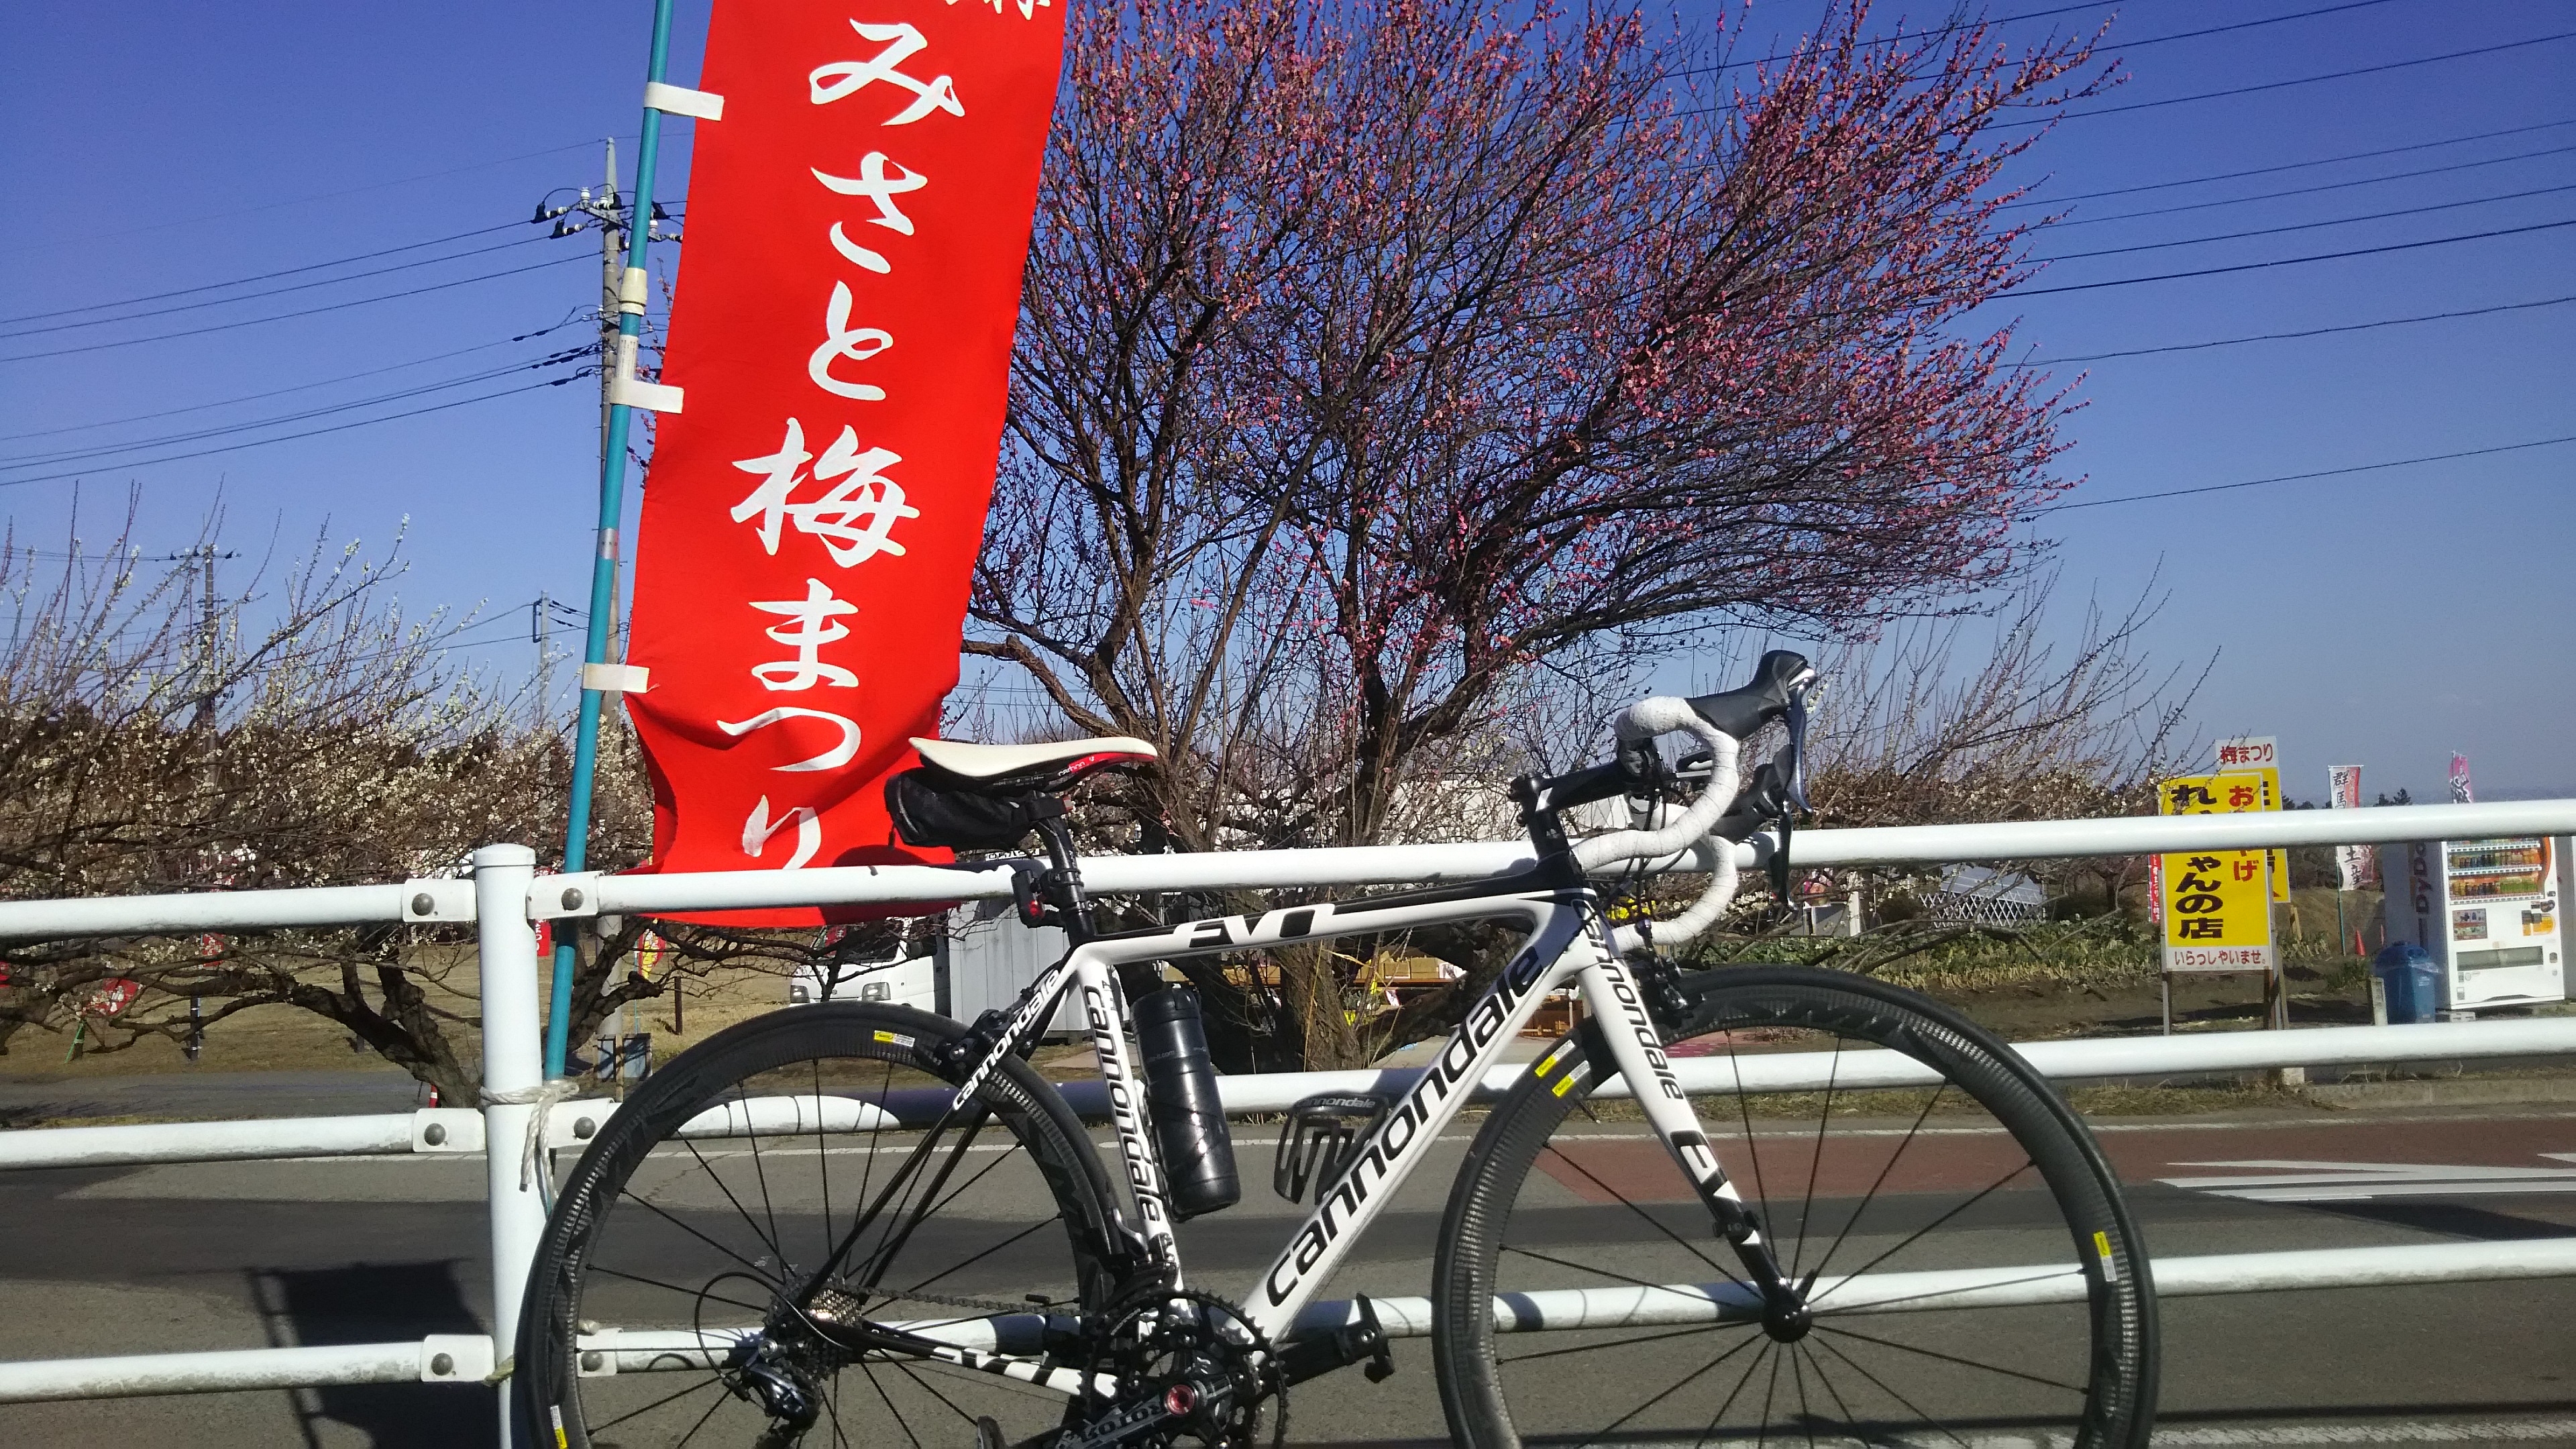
[1,801,2572,1443]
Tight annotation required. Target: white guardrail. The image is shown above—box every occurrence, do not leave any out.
[0,802,2571,1443]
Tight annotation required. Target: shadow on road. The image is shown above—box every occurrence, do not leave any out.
[252,1260,492,1448]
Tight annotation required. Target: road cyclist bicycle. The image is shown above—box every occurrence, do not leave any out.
[514,650,2157,1448]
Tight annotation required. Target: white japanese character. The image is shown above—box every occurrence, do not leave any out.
[742,796,822,869]
[730,418,920,566]
[718,707,863,771]
[749,578,859,692]
[815,152,926,273]
[809,281,892,401]
[810,21,963,125]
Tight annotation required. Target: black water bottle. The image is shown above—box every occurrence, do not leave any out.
[1132,985,1241,1219]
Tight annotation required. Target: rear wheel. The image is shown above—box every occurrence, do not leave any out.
[515,1002,1125,1447]
[1434,965,2157,1447]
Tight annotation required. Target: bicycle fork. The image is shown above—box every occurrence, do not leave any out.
[1569,954,1813,1339]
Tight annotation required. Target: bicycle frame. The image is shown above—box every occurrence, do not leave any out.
[947,873,1773,1356]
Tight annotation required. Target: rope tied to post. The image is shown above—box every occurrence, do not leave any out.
[483,1077,585,1198]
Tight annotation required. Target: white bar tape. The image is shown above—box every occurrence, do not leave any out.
[581,663,651,694]
[617,267,651,314]
[642,82,724,121]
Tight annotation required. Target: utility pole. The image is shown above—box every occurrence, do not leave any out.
[533,592,553,729]
[598,139,623,478]
[526,9,685,1077]
[193,546,219,728]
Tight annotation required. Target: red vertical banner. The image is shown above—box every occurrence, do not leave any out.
[623,0,1067,917]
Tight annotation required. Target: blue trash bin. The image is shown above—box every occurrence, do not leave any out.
[2373,943,2441,1024]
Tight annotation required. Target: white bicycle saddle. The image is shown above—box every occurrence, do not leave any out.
[907,735,1158,781]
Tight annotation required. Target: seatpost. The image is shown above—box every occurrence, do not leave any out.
[1028,808,1095,943]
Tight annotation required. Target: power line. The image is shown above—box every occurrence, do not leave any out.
[0,352,587,472]
[1999,31,2576,129]
[2037,435,2576,514]
[2008,217,2576,298]
[0,223,529,327]
[0,378,578,488]
[7,138,632,254]
[0,317,589,443]
[2032,182,2576,264]
[2041,142,2576,229]
[0,234,553,341]
[0,256,590,363]
[2005,293,2576,366]
[1998,118,2576,211]
[1684,0,2400,81]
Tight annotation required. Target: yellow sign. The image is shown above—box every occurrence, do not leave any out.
[2212,738,2291,902]
[2159,772,2277,972]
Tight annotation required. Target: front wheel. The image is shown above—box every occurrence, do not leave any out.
[1433,965,2157,1447]
[515,1002,1126,1448]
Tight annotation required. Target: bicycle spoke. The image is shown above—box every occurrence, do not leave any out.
[892,1212,1063,1302]
[584,1371,729,1433]
[894,1358,981,1426]
[587,1260,773,1316]
[615,1186,786,1287]
[1504,1240,1741,1305]
[1806,1330,1972,1449]
[1797,1338,1862,1430]
[1790,1334,1820,1448]
[1720,1024,1774,1224]
[1693,1336,1775,1449]
[855,1112,995,1289]
[1795,1083,1946,1292]
[1789,1032,1844,1283]
[815,1059,834,1273]
[671,1379,732,1447]
[1574,1330,1765,1449]
[739,1083,788,1272]
[1806,1158,2035,1308]
[679,1135,787,1267]
[1811,1322,2086,1395]
[859,1358,925,1448]
[1499,1318,1759,1366]
[1534,1141,1746,1287]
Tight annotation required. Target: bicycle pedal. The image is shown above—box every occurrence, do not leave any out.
[1354,1294,1395,1383]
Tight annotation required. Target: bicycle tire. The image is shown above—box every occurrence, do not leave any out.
[1433,965,2157,1448]
[515,1001,1125,1448]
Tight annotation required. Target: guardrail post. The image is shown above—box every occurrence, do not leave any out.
[474,844,543,1448]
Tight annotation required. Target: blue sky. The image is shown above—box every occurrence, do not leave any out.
[5,1,2570,803]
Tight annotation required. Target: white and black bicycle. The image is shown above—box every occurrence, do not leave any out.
[515,651,2157,1448]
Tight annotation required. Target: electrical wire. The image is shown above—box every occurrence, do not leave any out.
[2040,142,2576,229]
[1681,0,2402,81]
[11,137,633,254]
[1996,30,2576,129]
[0,378,579,489]
[2031,181,2576,264]
[0,351,588,471]
[2008,217,2576,297]
[0,317,590,444]
[2004,293,2576,366]
[1998,118,2576,211]
[0,256,591,364]
[0,223,533,327]
[0,234,555,341]
[2037,435,2576,514]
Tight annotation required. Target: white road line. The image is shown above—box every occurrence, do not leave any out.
[2147,1419,2576,1444]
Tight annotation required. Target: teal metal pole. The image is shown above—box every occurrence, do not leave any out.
[549,0,679,1080]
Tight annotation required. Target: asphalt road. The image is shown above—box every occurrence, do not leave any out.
[1,1090,2573,1447]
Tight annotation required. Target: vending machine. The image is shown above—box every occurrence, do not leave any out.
[2381,837,2566,1013]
